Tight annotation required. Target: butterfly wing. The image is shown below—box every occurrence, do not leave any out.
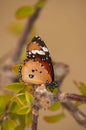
[27,36,54,80]
[19,36,54,85]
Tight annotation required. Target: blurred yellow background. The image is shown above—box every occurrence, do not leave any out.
[0,0,86,130]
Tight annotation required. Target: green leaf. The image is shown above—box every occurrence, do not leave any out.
[25,92,34,104]
[36,0,47,8]
[74,81,86,96]
[10,113,18,121]
[44,113,65,123]
[17,94,26,105]
[15,126,24,130]
[6,82,25,93]
[0,94,11,115]
[53,88,59,94]
[9,102,21,113]
[8,23,24,35]
[16,106,31,115]
[79,82,86,96]
[25,112,32,127]
[3,119,16,130]
[25,85,32,92]
[16,6,35,19]
[17,115,25,128]
[49,103,61,111]
[12,64,22,75]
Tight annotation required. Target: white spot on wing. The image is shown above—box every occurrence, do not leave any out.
[32,55,35,58]
[42,47,48,52]
[46,57,48,60]
[32,50,45,55]
[29,52,31,54]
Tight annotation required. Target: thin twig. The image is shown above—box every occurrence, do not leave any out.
[12,1,45,62]
[62,101,86,127]
[53,92,86,103]
[65,93,86,102]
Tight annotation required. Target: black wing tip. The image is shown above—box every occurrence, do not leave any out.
[31,36,47,47]
[31,36,42,42]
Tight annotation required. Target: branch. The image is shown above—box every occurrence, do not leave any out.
[34,84,86,127]
[64,93,86,102]
[32,114,38,130]
[12,0,46,62]
[57,92,86,127]
[62,101,86,127]
[32,104,40,130]
[53,92,86,127]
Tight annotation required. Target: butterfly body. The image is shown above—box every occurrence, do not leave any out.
[19,36,55,86]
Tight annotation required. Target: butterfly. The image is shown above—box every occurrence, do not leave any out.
[19,36,59,89]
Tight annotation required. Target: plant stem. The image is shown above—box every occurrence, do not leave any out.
[12,0,47,62]
[32,114,39,130]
